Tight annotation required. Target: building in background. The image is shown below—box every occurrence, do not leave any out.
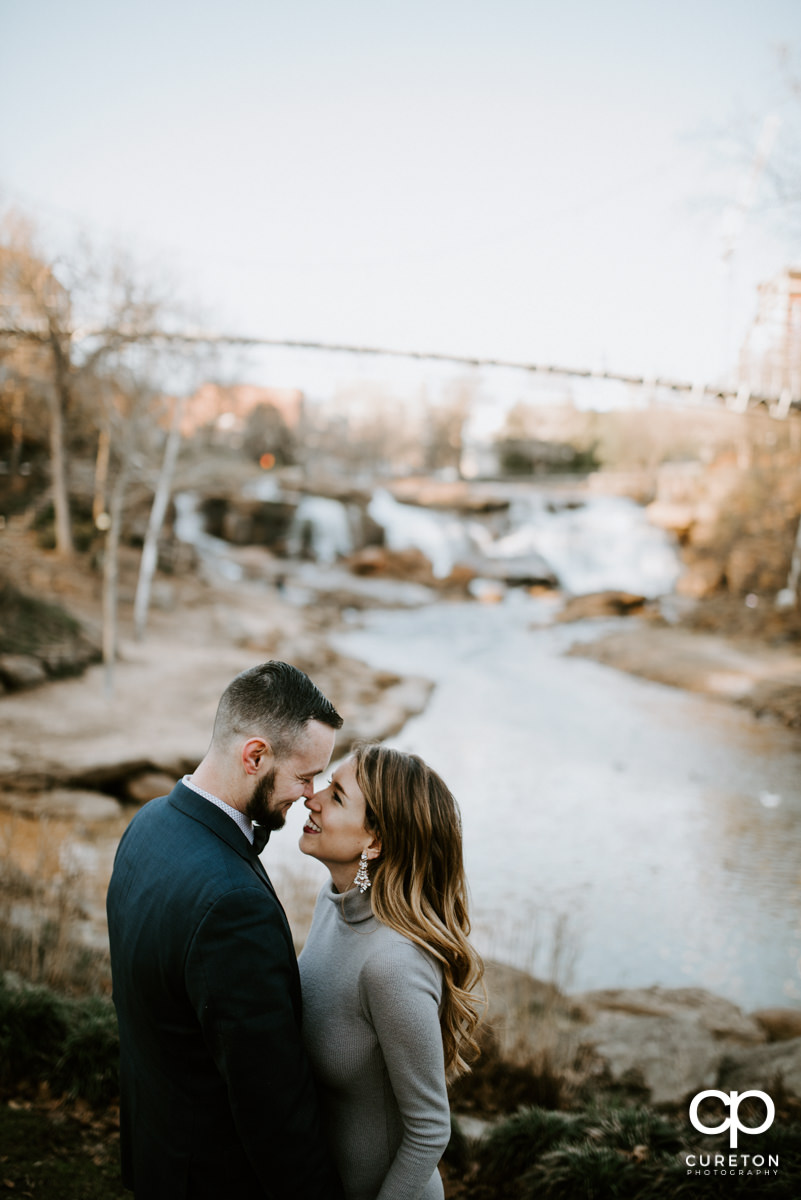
[738,266,801,412]
[182,383,304,439]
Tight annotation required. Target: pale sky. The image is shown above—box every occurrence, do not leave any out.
[1,0,800,401]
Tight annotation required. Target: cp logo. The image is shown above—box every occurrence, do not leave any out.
[689,1089,775,1148]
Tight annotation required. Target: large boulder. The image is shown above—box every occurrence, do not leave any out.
[124,771,178,805]
[717,1037,801,1098]
[0,787,121,821]
[574,986,767,1107]
[0,654,47,690]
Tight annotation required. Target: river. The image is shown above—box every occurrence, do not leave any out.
[263,483,801,1011]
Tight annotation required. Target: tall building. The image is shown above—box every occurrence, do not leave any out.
[738,266,801,409]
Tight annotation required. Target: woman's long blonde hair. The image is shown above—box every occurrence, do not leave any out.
[353,743,484,1077]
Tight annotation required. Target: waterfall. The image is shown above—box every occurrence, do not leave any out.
[285,495,354,564]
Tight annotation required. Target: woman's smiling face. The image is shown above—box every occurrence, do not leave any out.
[299,756,380,891]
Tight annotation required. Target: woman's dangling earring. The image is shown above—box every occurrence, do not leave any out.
[354,850,371,893]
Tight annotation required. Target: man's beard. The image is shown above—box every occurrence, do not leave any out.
[244,767,286,832]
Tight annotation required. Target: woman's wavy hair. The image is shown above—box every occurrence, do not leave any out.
[353,743,485,1077]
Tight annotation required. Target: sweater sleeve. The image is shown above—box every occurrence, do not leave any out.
[358,940,451,1200]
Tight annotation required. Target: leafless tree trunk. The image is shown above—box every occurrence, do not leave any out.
[47,369,73,555]
[6,382,24,476]
[133,396,185,640]
[102,458,130,697]
[93,424,111,523]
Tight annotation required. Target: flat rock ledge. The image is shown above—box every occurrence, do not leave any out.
[0,787,122,822]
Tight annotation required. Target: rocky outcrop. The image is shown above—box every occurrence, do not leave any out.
[573,986,766,1107]
[123,771,180,805]
[0,787,122,821]
[0,654,48,690]
[746,678,801,729]
[482,974,801,1108]
[388,478,510,513]
[717,1037,801,1097]
[568,624,801,722]
[0,581,101,693]
[647,455,801,603]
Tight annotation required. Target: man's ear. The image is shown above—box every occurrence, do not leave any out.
[242,737,273,775]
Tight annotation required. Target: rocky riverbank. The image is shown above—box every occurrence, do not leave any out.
[565,620,801,729]
[0,521,434,793]
[479,962,801,1111]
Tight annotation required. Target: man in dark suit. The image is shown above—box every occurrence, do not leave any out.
[107,661,345,1199]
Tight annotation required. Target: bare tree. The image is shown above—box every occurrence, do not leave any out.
[94,368,171,693]
[0,212,166,556]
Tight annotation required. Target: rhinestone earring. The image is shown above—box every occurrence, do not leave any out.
[354,850,371,893]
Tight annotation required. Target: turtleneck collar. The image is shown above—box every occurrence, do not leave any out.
[325,881,375,925]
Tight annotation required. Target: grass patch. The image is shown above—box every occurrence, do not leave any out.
[0,1101,125,1198]
[476,1107,591,1183]
[455,1101,801,1199]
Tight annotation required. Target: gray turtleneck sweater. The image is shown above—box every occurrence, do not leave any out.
[298,883,451,1200]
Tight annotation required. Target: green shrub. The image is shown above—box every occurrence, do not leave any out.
[522,1143,639,1199]
[0,975,119,1105]
[0,976,71,1085]
[584,1104,684,1155]
[477,1107,590,1183]
[53,995,120,1107]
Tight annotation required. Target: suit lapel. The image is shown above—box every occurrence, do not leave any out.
[165,781,301,991]
[167,781,280,901]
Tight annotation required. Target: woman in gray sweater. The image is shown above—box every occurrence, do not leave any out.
[298,744,484,1200]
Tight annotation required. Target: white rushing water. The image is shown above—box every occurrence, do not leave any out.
[365,486,680,594]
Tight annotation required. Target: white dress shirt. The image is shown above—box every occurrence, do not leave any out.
[182,774,255,845]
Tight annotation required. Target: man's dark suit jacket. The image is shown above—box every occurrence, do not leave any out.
[106,780,342,1199]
